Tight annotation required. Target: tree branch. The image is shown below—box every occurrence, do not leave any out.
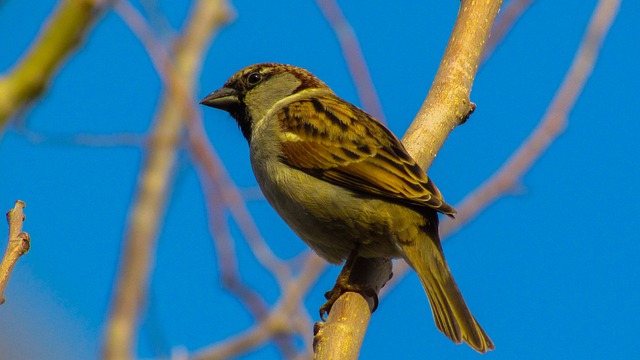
[313,258,391,360]
[442,0,620,237]
[0,0,105,128]
[0,200,30,305]
[403,0,502,168]
[383,0,620,298]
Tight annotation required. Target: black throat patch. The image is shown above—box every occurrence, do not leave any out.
[229,105,253,143]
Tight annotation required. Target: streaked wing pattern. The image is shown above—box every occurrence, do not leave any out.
[277,94,456,216]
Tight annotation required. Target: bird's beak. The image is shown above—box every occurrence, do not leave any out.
[199,87,240,111]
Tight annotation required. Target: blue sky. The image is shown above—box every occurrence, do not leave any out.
[1,0,638,359]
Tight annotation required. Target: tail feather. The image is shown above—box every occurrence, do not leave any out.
[401,230,495,353]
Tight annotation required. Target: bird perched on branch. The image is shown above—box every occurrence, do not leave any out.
[200,63,494,353]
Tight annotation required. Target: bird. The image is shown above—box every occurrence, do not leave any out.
[200,63,494,353]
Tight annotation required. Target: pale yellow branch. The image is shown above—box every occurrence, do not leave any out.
[403,0,503,168]
[441,0,620,237]
[313,292,370,360]
[0,200,30,305]
[313,258,391,360]
[0,0,105,128]
[384,0,620,297]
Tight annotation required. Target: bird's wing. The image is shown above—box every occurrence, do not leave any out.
[276,94,456,216]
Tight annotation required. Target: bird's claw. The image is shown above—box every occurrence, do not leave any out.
[319,280,379,320]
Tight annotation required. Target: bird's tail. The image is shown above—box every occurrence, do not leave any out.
[401,229,494,353]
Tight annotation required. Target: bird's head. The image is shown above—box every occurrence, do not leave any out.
[200,63,329,141]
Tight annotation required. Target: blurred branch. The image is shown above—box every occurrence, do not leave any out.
[192,254,326,360]
[239,186,265,202]
[188,120,304,358]
[204,185,270,319]
[107,0,301,357]
[482,0,535,63]
[195,151,302,358]
[102,1,233,359]
[0,200,30,305]
[0,0,105,128]
[126,0,290,292]
[13,126,146,147]
[139,0,177,40]
[315,0,386,123]
[201,183,297,357]
[384,0,620,296]
[186,123,292,288]
[190,129,308,356]
[318,1,502,357]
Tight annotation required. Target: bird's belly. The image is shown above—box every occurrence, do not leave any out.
[253,159,405,264]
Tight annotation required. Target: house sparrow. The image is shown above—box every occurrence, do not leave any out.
[200,63,494,353]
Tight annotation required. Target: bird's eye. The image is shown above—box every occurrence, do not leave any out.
[246,72,263,86]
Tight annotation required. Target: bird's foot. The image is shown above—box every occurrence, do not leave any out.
[319,278,379,320]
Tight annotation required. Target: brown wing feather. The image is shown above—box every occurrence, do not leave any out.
[277,94,456,215]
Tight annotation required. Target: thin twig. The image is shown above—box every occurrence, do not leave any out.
[187,124,293,288]
[192,318,274,360]
[384,0,621,296]
[0,200,30,305]
[202,182,298,357]
[192,254,326,360]
[14,126,146,147]
[204,184,270,319]
[139,0,177,40]
[482,0,535,64]
[443,0,620,237]
[189,114,301,357]
[315,0,386,123]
